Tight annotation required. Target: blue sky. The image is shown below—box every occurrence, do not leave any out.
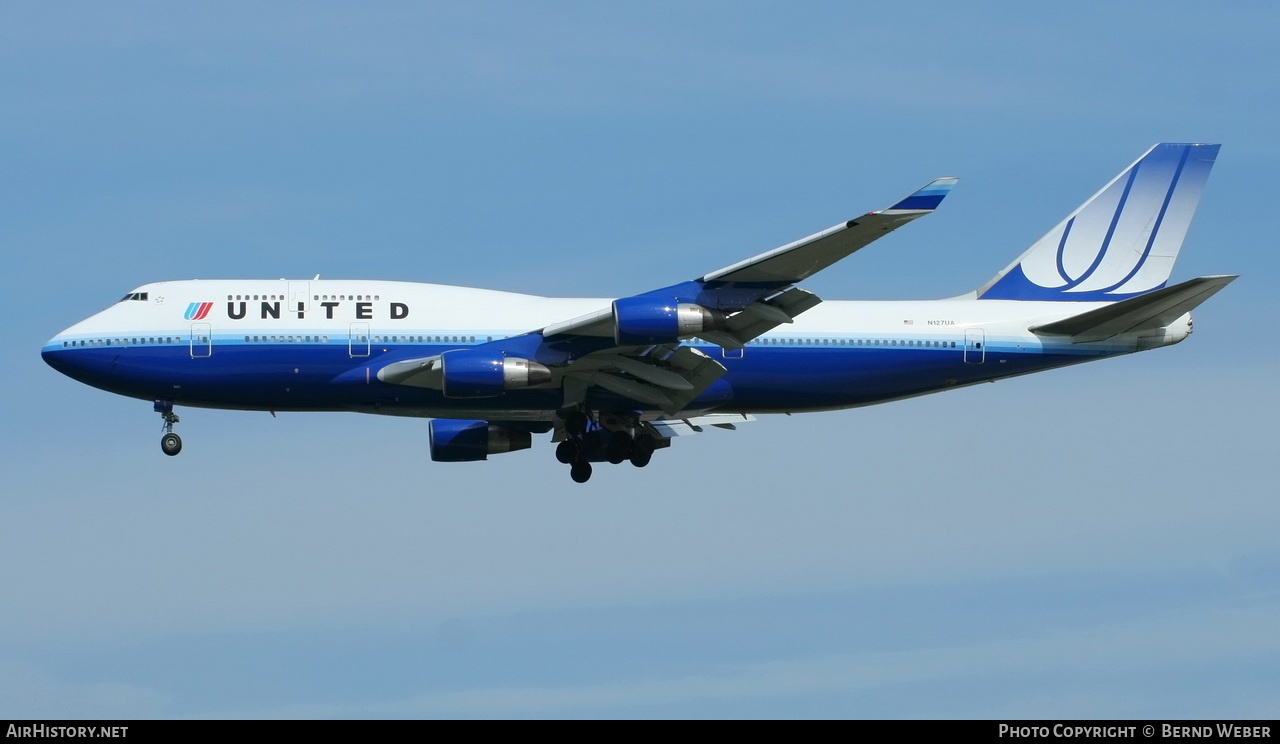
[2,2,1277,719]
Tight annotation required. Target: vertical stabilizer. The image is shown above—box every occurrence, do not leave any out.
[976,143,1219,301]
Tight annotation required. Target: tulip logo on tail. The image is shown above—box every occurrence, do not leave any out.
[184,302,213,321]
[977,143,1218,302]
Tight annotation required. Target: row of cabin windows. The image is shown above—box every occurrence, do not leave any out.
[63,334,490,347]
[64,337,181,347]
[226,294,385,302]
[246,335,330,343]
[225,294,383,302]
[239,335,484,344]
[382,335,478,343]
[225,335,946,347]
[744,337,958,348]
[64,335,959,349]
[248,335,482,343]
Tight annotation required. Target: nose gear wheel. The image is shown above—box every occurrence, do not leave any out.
[155,401,183,456]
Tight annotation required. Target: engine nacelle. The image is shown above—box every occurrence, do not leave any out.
[439,349,551,399]
[429,419,532,462]
[612,297,725,345]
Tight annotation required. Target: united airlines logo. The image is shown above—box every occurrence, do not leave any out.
[979,143,1214,302]
[181,297,413,321]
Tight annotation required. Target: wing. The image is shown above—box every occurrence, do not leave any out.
[541,177,958,341]
[701,177,958,285]
[378,177,957,415]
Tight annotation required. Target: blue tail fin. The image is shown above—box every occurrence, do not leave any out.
[976,143,1219,301]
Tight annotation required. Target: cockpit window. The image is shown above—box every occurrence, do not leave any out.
[119,292,149,302]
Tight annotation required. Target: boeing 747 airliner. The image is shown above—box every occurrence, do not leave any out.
[43,143,1234,482]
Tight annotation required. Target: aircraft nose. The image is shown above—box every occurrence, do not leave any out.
[42,335,79,376]
[42,334,114,385]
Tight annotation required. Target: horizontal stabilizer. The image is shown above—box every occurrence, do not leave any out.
[1029,275,1236,343]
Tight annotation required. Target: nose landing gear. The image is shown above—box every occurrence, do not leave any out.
[155,400,182,456]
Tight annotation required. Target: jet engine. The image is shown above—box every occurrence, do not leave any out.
[440,349,551,399]
[612,297,725,345]
[428,419,532,462]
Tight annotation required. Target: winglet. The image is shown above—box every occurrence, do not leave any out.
[880,177,958,213]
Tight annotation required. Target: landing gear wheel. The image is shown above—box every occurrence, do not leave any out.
[629,435,655,468]
[161,432,183,456]
[570,461,593,483]
[555,439,579,464]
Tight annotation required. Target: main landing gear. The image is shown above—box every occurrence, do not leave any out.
[155,400,182,456]
[554,410,662,483]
